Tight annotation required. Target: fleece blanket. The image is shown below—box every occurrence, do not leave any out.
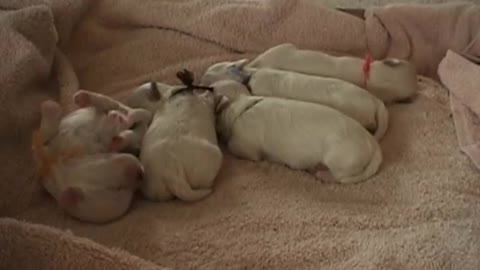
[0,0,480,269]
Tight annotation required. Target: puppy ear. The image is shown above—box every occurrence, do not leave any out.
[382,58,402,67]
[232,58,249,69]
[39,100,62,143]
[58,187,84,208]
[215,95,231,113]
[147,81,162,101]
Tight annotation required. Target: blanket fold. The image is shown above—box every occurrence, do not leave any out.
[0,218,167,270]
[438,50,480,170]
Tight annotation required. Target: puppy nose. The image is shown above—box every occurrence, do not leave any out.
[124,165,143,186]
[136,168,144,182]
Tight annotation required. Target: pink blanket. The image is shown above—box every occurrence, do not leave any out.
[0,1,479,270]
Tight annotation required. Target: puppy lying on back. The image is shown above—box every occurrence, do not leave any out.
[215,86,382,184]
[126,70,223,202]
[202,43,418,103]
[208,63,389,140]
[32,91,151,223]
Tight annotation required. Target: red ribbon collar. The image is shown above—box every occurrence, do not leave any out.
[362,54,373,87]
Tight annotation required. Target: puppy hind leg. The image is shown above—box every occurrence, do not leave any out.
[330,147,383,184]
[307,164,335,183]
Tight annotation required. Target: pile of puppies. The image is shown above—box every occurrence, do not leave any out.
[32,43,418,223]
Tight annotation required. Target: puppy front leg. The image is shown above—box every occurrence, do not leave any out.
[74,90,125,113]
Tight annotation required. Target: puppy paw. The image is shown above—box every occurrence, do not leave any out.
[314,170,336,183]
[107,111,128,125]
[308,164,336,183]
[73,90,91,108]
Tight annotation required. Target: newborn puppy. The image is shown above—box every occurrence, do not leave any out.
[210,65,389,140]
[126,72,222,202]
[32,92,149,223]
[215,93,382,184]
[202,43,418,103]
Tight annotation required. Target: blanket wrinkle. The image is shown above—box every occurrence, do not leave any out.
[1,0,480,270]
[438,50,480,171]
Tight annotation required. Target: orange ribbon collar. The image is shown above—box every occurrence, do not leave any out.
[32,130,80,178]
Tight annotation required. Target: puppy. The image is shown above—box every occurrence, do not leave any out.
[215,93,382,184]
[126,78,222,202]
[210,65,389,140]
[202,43,418,103]
[32,92,150,223]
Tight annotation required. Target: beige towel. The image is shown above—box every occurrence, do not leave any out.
[1,1,480,270]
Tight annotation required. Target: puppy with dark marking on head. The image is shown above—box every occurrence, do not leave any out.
[32,90,152,223]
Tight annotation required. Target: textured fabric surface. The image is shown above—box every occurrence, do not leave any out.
[0,0,479,269]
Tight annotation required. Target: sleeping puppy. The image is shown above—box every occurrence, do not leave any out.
[32,92,150,223]
[215,90,383,184]
[202,43,418,103]
[209,65,389,140]
[126,74,222,202]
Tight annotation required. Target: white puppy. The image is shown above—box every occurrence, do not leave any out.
[209,64,389,140]
[202,43,418,103]
[215,91,382,184]
[126,79,223,202]
[32,91,151,223]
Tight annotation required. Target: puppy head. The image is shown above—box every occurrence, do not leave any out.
[126,81,169,113]
[54,153,143,223]
[201,59,250,86]
[211,79,250,100]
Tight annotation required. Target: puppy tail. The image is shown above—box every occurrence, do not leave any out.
[336,145,383,184]
[163,162,212,202]
[373,100,389,141]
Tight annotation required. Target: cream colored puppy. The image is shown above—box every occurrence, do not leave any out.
[126,80,222,202]
[215,90,382,184]
[210,65,389,140]
[202,43,418,103]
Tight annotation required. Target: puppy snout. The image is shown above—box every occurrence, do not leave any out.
[136,167,144,182]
